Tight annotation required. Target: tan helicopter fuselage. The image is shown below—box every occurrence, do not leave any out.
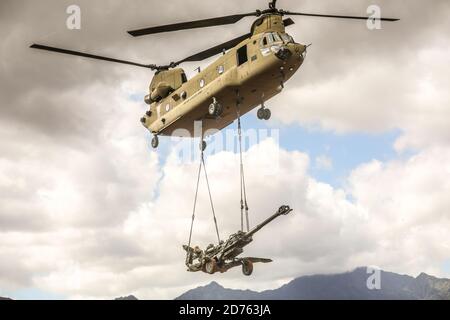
[142,14,306,137]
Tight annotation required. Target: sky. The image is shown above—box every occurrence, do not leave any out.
[0,0,450,299]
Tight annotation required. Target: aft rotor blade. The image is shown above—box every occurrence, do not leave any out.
[30,44,156,69]
[284,11,399,22]
[175,33,251,64]
[128,12,258,37]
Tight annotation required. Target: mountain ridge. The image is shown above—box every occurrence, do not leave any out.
[2,267,449,300]
[176,267,450,300]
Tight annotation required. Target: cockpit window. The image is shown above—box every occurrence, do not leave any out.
[266,33,275,44]
[272,32,282,43]
[261,32,284,48]
[280,33,294,44]
[259,32,291,56]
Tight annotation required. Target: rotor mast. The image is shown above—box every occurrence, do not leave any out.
[269,0,277,10]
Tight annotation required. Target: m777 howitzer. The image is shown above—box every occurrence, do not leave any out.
[183,205,293,276]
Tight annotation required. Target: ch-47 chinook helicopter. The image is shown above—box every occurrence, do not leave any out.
[30,0,399,149]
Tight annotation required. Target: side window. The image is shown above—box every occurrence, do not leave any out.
[260,34,272,56]
[262,37,267,46]
[237,45,248,66]
[260,33,275,48]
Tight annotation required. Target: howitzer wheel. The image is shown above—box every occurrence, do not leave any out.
[205,259,217,274]
[242,259,253,276]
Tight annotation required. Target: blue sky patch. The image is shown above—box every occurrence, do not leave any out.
[442,259,450,277]
[141,102,409,189]
[9,288,65,300]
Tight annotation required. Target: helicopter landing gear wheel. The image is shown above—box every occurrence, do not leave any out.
[208,98,223,118]
[242,259,253,276]
[257,108,265,120]
[257,107,271,121]
[205,259,217,274]
[263,108,271,120]
[151,135,159,149]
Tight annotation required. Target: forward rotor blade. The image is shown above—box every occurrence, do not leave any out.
[175,33,251,64]
[283,18,295,27]
[30,44,155,69]
[284,11,399,22]
[128,12,258,37]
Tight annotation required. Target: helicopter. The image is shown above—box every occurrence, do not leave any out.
[30,0,399,149]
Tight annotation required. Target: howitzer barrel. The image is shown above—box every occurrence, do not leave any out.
[245,205,293,238]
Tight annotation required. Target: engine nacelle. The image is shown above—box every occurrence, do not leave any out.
[150,81,173,102]
[148,68,187,103]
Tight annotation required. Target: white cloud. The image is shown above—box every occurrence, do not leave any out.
[2,136,450,299]
[1,0,450,300]
[270,1,450,152]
